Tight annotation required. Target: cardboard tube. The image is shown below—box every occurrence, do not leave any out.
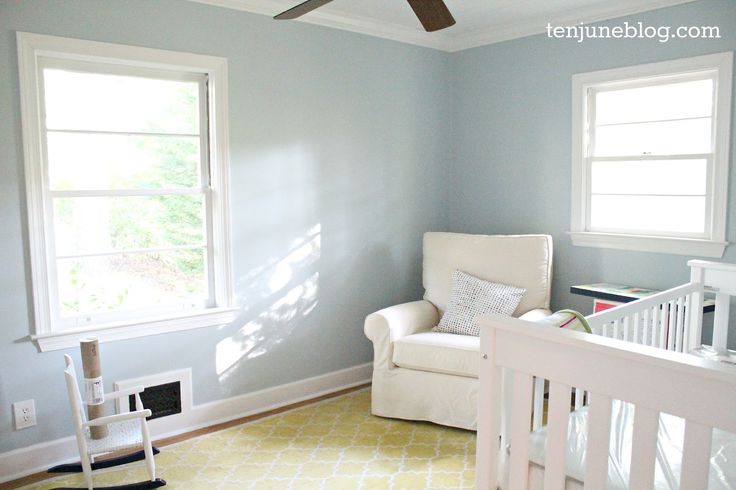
[80,337,108,439]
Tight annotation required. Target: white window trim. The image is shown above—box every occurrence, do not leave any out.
[569,52,732,258]
[17,32,235,351]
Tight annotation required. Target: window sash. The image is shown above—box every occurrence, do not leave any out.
[587,75,717,159]
[584,155,713,239]
[37,59,216,331]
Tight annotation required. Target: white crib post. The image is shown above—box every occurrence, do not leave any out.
[688,264,705,351]
[508,373,533,490]
[476,325,502,490]
[712,293,730,354]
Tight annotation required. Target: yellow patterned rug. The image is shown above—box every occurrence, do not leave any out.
[19,389,476,489]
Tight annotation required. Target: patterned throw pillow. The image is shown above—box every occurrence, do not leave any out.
[434,270,526,337]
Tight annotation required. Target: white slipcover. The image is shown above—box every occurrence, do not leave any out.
[364,232,553,430]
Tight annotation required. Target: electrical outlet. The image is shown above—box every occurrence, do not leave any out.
[12,399,36,430]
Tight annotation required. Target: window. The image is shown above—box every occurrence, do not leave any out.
[569,52,732,257]
[18,33,234,351]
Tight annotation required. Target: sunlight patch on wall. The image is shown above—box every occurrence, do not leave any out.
[268,224,321,293]
[216,272,320,377]
[215,224,323,378]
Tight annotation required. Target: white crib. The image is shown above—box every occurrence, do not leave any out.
[475,260,736,489]
[585,259,734,356]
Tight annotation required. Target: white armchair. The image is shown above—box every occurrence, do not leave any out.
[364,232,553,430]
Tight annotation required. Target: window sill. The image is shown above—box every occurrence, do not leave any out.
[568,231,728,258]
[32,307,238,352]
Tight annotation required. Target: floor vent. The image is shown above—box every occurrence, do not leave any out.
[129,381,182,420]
[114,369,191,424]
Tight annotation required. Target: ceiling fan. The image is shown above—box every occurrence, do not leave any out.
[274,0,456,32]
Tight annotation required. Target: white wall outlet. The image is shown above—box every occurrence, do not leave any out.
[12,399,36,430]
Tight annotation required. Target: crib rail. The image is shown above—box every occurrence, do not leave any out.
[476,314,736,490]
[585,282,703,353]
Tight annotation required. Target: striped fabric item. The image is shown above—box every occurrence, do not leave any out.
[536,309,592,333]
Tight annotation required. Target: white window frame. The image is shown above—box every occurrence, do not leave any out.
[17,32,235,351]
[569,52,732,258]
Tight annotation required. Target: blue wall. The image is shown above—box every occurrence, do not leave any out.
[449,0,736,344]
[0,0,450,451]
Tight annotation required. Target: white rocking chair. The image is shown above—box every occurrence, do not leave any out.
[62,354,165,489]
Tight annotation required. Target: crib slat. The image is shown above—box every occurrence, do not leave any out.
[543,382,571,490]
[667,300,677,350]
[680,420,713,490]
[629,406,659,489]
[574,388,584,410]
[623,316,631,342]
[659,302,668,348]
[532,377,545,430]
[650,306,659,347]
[613,319,620,339]
[583,393,612,490]
[633,312,640,343]
[508,372,534,490]
[682,294,691,353]
[675,296,686,352]
[642,308,650,346]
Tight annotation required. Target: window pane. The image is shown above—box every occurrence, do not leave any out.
[595,78,713,125]
[48,132,200,190]
[591,159,707,195]
[54,195,204,255]
[594,118,711,156]
[43,68,200,134]
[57,249,207,318]
[590,195,705,234]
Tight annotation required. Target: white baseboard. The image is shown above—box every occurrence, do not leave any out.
[0,363,372,484]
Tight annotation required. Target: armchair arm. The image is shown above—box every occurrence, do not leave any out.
[518,308,552,322]
[364,300,439,371]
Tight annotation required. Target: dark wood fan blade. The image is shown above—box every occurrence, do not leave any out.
[405,0,455,32]
[274,0,334,20]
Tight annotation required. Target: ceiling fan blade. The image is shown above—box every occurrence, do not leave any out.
[405,0,455,32]
[274,0,334,20]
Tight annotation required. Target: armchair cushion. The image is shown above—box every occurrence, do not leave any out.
[393,332,479,378]
[435,270,525,336]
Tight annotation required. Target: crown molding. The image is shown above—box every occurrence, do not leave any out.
[188,0,700,53]
[444,0,700,52]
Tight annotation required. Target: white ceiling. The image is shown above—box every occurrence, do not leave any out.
[190,0,699,52]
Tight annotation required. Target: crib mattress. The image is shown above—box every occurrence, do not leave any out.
[526,399,736,489]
